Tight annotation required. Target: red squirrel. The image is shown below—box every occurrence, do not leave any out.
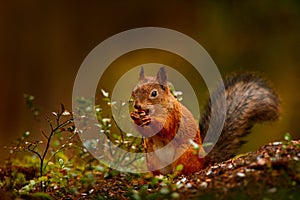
[130,67,280,175]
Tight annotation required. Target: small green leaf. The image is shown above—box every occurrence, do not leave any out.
[59,158,64,166]
[31,192,54,200]
[33,110,40,116]
[37,176,48,182]
[140,184,148,192]
[102,97,110,102]
[284,132,292,142]
[176,164,184,171]
[52,140,60,147]
[171,192,180,199]
[160,187,169,194]
[94,165,105,172]
[24,94,34,101]
[151,177,159,187]
[189,139,199,150]
[233,153,249,159]
[202,142,213,147]
[23,131,30,138]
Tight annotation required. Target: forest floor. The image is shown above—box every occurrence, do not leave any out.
[1,139,299,200]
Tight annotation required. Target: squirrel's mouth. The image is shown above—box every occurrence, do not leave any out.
[130,109,151,127]
[137,109,149,116]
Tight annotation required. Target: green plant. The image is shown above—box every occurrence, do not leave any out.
[6,95,75,192]
[2,90,153,196]
[76,90,146,172]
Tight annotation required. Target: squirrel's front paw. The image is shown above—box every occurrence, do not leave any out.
[130,110,151,127]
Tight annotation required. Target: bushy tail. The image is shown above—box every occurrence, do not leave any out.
[200,73,280,166]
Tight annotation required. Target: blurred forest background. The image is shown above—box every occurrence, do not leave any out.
[0,1,299,162]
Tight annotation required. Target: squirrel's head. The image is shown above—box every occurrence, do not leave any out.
[131,67,174,113]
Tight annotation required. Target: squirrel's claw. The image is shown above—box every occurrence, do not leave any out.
[130,111,151,127]
[130,111,140,120]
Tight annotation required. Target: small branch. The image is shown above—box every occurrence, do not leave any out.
[42,119,73,165]
[40,129,48,139]
[47,118,54,132]
[27,148,42,162]
[56,112,62,127]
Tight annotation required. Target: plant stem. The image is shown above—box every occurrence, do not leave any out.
[39,118,73,191]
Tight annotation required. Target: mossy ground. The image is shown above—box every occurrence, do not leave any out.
[1,140,299,200]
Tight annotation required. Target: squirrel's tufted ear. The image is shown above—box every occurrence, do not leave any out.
[156,67,168,88]
[139,66,145,81]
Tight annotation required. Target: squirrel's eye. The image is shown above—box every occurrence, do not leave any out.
[150,89,158,99]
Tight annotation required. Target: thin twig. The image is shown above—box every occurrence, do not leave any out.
[39,118,73,191]
[40,129,48,139]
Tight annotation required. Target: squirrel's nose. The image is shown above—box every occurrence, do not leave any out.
[134,103,141,110]
[134,102,149,114]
